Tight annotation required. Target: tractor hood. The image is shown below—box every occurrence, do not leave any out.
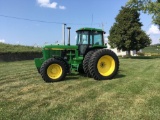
[43,44,78,50]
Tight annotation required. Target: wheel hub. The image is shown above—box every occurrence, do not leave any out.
[100,62,106,68]
[52,68,57,73]
[47,64,62,79]
[97,55,115,76]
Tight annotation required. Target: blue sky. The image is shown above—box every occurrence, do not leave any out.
[0,0,160,46]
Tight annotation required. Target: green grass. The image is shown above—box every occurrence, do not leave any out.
[142,46,160,54]
[0,58,160,120]
[0,43,42,53]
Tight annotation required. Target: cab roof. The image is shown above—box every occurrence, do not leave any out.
[76,27,104,32]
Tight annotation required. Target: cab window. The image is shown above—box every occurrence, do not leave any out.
[76,31,89,44]
[91,31,103,45]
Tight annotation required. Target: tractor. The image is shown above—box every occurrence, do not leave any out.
[34,27,119,82]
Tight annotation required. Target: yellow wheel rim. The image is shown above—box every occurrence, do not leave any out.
[97,55,115,76]
[47,64,62,79]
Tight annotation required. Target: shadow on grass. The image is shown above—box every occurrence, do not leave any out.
[65,73,82,81]
[115,74,126,79]
[65,72,126,81]
[65,76,80,80]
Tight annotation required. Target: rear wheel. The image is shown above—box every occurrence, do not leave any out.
[40,58,67,82]
[37,68,40,73]
[88,49,119,80]
[83,50,96,77]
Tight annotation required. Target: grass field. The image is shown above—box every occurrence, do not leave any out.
[142,46,160,54]
[0,58,160,120]
[0,43,42,53]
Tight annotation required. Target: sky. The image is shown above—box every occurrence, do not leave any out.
[0,0,160,46]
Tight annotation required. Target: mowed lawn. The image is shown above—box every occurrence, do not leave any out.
[0,58,160,120]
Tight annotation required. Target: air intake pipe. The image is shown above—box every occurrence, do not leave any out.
[67,27,71,46]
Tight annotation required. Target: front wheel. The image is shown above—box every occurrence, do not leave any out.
[88,49,119,80]
[40,58,67,82]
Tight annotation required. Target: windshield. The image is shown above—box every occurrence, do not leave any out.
[76,31,103,45]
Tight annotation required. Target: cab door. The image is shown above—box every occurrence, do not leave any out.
[76,31,89,56]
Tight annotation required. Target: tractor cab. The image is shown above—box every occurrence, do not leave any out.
[76,28,106,56]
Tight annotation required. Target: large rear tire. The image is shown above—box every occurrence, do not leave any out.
[83,50,96,77]
[88,49,119,80]
[40,58,67,82]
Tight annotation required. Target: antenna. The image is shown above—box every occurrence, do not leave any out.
[100,22,107,30]
[91,14,93,27]
[102,23,104,30]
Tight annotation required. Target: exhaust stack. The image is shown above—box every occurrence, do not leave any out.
[62,24,66,45]
[67,27,71,46]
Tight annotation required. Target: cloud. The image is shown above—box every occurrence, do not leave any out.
[0,39,5,43]
[149,35,160,44]
[104,33,109,43]
[37,0,66,9]
[37,0,57,9]
[59,6,66,10]
[146,25,160,44]
[147,25,160,34]
[37,0,49,5]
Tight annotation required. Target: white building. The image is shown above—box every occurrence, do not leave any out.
[104,34,137,56]
[106,43,137,56]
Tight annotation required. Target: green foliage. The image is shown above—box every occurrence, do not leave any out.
[137,52,145,56]
[137,45,160,57]
[143,45,160,53]
[108,7,151,54]
[0,59,160,119]
[126,0,160,28]
[0,43,42,53]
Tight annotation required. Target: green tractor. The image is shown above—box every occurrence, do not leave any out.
[34,27,119,82]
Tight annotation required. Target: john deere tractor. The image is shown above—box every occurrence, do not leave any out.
[34,27,119,82]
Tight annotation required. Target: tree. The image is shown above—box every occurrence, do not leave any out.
[126,0,160,28]
[108,7,151,56]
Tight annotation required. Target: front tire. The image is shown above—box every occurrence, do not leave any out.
[40,58,67,82]
[88,49,119,80]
